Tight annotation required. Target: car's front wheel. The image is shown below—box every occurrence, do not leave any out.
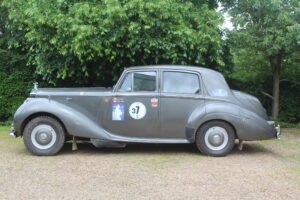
[23,116,65,156]
[196,121,235,157]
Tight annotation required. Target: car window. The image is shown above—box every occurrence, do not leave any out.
[133,71,156,92]
[163,71,200,94]
[119,73,132,92]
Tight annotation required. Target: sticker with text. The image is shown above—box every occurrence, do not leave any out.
[129,102,146,120]
[113,98,124,103]
[151,98,158,103]
[151,103,158,107]
[151,98,158,107]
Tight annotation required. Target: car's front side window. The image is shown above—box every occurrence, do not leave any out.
[163,71,200,94]
[119,72,133,92]
[119,71,157,92]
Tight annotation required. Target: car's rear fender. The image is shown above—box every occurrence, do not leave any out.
[13,98,110,140]
[186,101,277,142]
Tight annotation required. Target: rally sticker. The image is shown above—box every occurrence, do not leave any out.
[112,103,124,121]
[129,102,146,120]
[151,98,158,103]
[113,98,124,103]
[151,98,158,107]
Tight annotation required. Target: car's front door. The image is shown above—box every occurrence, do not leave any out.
[102,70,160,138]
[160,70,205,139]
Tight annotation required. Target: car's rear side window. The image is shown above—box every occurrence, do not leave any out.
[133,71,156,92]
[163,71,200,94]
[119,71,156,92]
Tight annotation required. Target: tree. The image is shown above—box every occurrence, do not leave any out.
[223,0,300,118]
[3,0,227,86]
[0,0,34,121]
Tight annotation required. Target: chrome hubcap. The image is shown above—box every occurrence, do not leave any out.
[204,126,228,151]
[31,125,57,149]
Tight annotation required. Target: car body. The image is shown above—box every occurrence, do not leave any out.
[10,65,280,156]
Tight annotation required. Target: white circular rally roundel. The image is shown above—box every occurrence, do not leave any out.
[129,102,146,120]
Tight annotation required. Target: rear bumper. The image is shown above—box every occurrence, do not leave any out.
[9,124,17,138]
[267,121,281,138]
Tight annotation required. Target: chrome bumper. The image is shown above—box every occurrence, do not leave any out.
[275,124,281,137]
[268,121,281,139]
[9,124,16,138]
[10,132,16,138]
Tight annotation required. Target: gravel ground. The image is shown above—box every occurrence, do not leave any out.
[0,127,299,200]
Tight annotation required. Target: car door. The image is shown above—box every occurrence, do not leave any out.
[160,70,205,139]
[102,70,160,138]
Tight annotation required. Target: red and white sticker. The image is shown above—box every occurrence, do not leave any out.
[113,98,124,103]
[151,103,158,107]
[151,98,158,103]
[151,98,158,107]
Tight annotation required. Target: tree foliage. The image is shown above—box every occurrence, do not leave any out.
[4,0,226,86]
[223,0,300,118]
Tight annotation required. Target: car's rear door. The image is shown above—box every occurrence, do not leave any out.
[160,70,205,139]
[102,69,160,138]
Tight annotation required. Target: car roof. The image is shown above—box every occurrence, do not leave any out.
[126,65,222,76]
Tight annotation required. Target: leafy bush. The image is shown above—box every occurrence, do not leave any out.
[0,67,34,121]
[0,2,36,121]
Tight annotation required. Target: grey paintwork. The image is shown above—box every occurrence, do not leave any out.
[11,65,279,143]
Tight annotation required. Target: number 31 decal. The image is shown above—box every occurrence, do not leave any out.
[129,102,146,119]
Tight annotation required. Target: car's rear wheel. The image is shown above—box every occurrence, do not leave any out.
[23,116,65,156]
[196,121,235,157]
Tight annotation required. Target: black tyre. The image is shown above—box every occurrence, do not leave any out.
[23,116,65,156]
[195,121,235,157]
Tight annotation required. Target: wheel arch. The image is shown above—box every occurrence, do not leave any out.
[20,112,68,137]
[196,119,237,141]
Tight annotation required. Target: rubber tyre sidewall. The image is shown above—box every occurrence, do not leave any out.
[23,116,65,156]
[196,121,235,157]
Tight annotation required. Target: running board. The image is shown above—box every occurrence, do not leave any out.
[108,134,190,144]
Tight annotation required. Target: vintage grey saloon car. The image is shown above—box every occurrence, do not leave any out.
[10,65,280,156]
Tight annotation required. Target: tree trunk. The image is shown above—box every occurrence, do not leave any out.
[272,66,280,118]
[270,54,282,119]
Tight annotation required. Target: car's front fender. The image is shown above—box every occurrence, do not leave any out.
[13,98,110,140]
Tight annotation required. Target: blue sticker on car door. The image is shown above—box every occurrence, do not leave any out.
[112,103,124,120]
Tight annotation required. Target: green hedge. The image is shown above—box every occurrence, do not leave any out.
[0,69,34,121]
